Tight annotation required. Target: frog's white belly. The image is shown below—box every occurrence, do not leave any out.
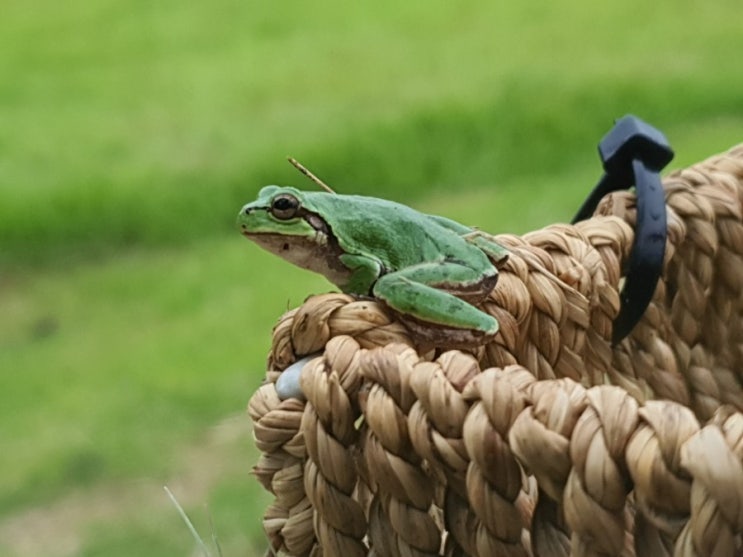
[247,232,352,287]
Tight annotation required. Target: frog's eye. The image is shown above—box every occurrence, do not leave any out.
[270,194,300,220]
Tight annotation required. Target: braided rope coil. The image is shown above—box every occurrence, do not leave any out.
[248,145,743,556]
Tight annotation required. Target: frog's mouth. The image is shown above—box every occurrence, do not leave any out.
[244,226,352,287]
[246,231,325,258]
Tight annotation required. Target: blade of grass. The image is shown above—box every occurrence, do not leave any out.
[206,504,223,557]
[163,486,211,557]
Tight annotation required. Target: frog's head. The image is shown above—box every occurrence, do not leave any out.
[237,185,346,281]
[238,185,311,236]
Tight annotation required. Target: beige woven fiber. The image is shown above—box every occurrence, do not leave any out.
[248,144,743,556]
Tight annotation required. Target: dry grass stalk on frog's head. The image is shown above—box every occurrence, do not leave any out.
[287,156,336,194]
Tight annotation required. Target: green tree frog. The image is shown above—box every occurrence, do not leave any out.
[237,186,509,345]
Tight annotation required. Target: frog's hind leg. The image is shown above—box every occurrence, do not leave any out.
[428,215,509,266]
[372,263,499,340]
[462,231,509,266]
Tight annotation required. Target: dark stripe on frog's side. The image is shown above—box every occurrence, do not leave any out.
[432,269,499,303]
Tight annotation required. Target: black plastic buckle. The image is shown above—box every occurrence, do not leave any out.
[572,115,674,344]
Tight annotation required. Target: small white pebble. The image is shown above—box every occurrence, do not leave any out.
[275,355,317,401]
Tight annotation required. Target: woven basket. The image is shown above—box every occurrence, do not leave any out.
[249,144,743,557]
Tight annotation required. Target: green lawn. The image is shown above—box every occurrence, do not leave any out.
[1,0,742,555]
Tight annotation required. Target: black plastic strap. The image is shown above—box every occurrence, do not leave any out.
[572,115,674,344]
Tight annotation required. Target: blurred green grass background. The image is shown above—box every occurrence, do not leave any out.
[1,0,741,555]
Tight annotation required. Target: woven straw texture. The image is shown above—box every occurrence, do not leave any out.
[248,144,743,557]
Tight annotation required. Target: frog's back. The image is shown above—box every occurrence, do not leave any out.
[302,192,483,270]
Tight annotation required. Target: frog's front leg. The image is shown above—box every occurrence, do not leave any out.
[372,262,499,345]
[339,253,383,294]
